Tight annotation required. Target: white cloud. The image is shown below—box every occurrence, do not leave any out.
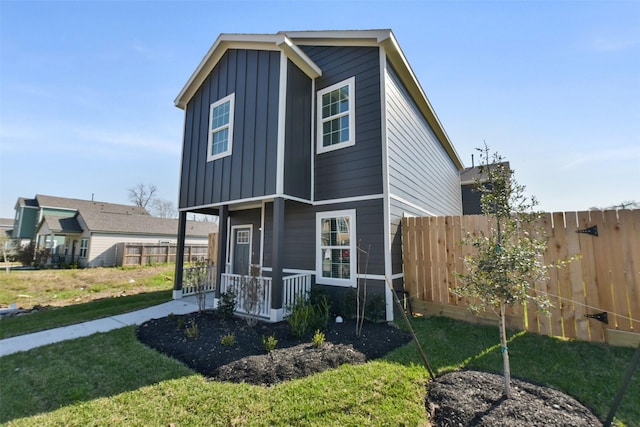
[73,127,181,155]
[562,146,640,170]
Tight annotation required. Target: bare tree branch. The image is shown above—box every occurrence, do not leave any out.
[128,184,157,209]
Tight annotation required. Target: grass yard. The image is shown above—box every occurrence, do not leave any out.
[1,316,638,426]
[0,290,172,339]
[0,265,175,338]
[0,265,175,309]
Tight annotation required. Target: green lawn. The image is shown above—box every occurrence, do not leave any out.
[1,316,638,426]
[0,290,172,339]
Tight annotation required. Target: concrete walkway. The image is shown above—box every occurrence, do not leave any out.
[0,296,208,357]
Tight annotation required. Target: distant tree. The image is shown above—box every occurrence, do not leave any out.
[128,184,157,209]
[589,200,639,210]
[151,199,178,219]
[0,233,13,272]
[453,145,567,399]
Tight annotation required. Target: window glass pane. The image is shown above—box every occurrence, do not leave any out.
[212,128,229,155]
[321,248,350,279]
[212,101,230,130]
[338,87,349,113]
[237,230,249,244]
[322,117,350,148]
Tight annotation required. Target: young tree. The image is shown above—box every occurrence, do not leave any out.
[453,145,556,399]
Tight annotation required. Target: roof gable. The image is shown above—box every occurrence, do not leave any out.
[175,29,463,170]
[175,33,322,110]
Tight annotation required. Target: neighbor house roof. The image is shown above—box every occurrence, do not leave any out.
[460,162,511,185]
[79,210,217,237]
[175,29,463,170]
[35,194,149,216]
[26,194,216,238]
[40,215,83,234]
[15,197,38,209]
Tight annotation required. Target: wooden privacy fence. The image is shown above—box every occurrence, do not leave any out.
[402,210,640,347]
[117,243,209,266]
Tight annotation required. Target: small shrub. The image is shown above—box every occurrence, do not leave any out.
[184,320,199,339]
[262,334,278,353]
[287,293,331,337]
[176,317,185,330]
[287,297,313,337]
[365,294,386,322]
[221,333,236,347]
[218,290,237,319]
[340,288,358,319]
[312,329,325,348]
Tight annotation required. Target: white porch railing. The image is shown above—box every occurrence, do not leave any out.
[282,273,312,315]
[182,264,216,296]
[220,273,312,321]
[220,274,272,318]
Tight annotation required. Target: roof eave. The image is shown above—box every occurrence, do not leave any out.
[380,33,464,171]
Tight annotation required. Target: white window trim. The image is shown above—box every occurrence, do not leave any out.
[79,238,89,258]
[207,93,235,162]
[315,209,357,287]
[316,77,355,154]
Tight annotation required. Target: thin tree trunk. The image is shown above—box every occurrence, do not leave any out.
[500,301,512,398]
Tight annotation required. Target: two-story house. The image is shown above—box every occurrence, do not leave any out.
[172,30,464,322]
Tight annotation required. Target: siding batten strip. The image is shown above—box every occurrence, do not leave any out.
[275,52,288,196]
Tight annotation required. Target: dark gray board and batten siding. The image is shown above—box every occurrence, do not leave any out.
[385,62,463,274]
[300,46,384,201]
[262,199,386,277]
[179,49,281,209]
[283,60,313,200]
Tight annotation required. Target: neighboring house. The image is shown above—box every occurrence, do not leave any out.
[172,30,465,322]
[460,162,510,215]
[14,195,216,267]
[12,198,40,246]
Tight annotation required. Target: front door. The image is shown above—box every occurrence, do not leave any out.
[232,227,251,275]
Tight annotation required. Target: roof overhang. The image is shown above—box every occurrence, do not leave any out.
[174,33,322,109]
[379,34,464,170]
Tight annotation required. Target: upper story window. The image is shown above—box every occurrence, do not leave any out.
[316,77,355,154]
[207,93,235,162]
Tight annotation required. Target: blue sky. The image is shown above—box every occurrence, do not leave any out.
[1,0,638,219]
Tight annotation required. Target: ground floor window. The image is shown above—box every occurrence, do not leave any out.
[79,239,89,258]
[316,209,356,286]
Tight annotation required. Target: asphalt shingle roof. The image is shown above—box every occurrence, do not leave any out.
[23,194,217,238]
[41,215,83,233]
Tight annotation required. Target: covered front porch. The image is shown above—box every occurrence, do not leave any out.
[181,264,311,322]
[175,198,312,322]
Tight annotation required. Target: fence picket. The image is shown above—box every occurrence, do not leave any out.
[402,209,640,346]
[621,210,640,333]
[564,212,590,341]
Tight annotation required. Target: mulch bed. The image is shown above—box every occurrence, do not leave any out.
[136,311,603,425]
[136,310,411,385]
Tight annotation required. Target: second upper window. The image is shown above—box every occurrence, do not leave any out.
[317,77,355,154]
[207,93,235,161]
